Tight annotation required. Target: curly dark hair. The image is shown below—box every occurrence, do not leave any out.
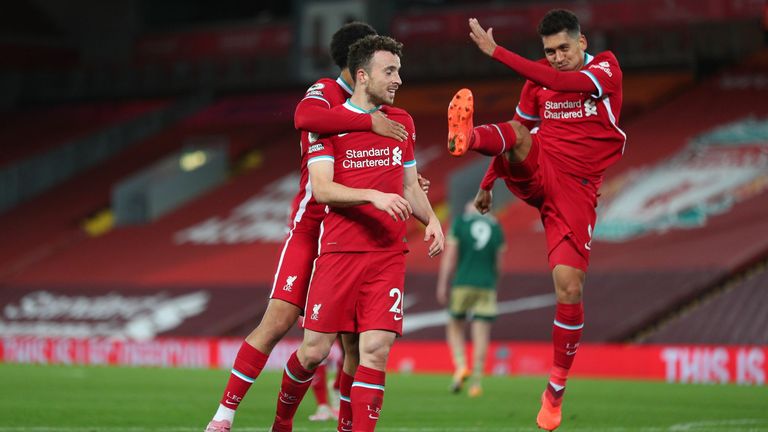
[330,21,377,69]
[347,35,403,82]
[537,9,581,38]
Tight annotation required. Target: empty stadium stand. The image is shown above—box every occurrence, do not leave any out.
[643,262,768,345]
[0,99,169,168]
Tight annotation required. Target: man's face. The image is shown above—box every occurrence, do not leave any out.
[362,51,402,106]
[541,30,587,72]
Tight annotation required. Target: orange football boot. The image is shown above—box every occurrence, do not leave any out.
[447,88,474,156]
[536,391,562,431]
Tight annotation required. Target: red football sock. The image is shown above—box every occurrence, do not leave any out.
[470,122,516,156]
[350,365,386,432]
[337,370,354,432]
[547,302,584,406]
[311,363,329,406]
[219,341,268,409]
[274,351,315,427]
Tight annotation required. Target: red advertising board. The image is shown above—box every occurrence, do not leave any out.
[1,337,763,385]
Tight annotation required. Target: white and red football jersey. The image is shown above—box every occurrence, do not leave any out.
[514,51,626,183]
[288,76,355,233]
[307,102,417,253]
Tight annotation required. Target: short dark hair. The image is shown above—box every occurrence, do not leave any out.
[537,9,581,38]
[330,22,377,69]
[348,35,403,82]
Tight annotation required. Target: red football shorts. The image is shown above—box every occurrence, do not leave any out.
[303,250,406,336]
[493,134,597,271]
[269,226,320,313]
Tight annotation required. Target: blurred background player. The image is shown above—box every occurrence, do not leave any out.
[204,22,414,432]
[448,9,625,431]
[436,200,505,397]
[271,34,444,432]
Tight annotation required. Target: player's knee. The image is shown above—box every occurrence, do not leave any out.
[507,120,530,146]
[555,279,583,303]
[299,343,332,369]
[249,316,295,349]
[359,339,392,368]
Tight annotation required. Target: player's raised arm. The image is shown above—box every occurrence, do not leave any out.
[403,165,444,257]
[468,18,597,94]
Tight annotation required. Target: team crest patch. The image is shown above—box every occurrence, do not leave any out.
[311,304,322,320]
[283,275,297,292]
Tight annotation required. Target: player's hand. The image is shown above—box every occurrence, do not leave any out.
[468,18,498,57]
[417,173,431,193]
[424,219,445,258]
[370,191,412,221]
[474,188,493,214]
[371,111,408,142]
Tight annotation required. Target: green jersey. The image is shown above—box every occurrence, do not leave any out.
[449,213,505,290]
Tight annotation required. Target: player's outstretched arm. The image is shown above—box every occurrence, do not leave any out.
[294,98,408,141]
[308,159,412,221]
[294,97,371,134]
[468,18,597,94]
[403,166,445,257]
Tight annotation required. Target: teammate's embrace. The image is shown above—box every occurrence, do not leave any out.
[204,22,417,432]
[448,9,626,431]
[271,34,444,432]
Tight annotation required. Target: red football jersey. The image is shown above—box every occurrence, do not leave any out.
[288,77,355,233]
[514,51,626,183]
[307,102,417,253]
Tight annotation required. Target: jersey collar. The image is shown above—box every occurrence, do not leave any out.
[343,98,381,114]
[336,76,354,95]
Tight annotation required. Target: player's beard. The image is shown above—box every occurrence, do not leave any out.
[366,81,395,106]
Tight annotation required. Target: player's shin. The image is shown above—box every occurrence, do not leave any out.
[548,302,584,405]
[273,351,316,430]
[350,365,386,431]
[214,342,268,419]
[337,370,355,432]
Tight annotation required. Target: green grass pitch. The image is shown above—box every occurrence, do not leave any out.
[0,363,766,431]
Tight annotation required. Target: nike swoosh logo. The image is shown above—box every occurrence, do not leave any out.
[394,315,402,321]
[338,133,348,137]
[224,400,237,405]
[369,414,379,420]
[279,397,296,405]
